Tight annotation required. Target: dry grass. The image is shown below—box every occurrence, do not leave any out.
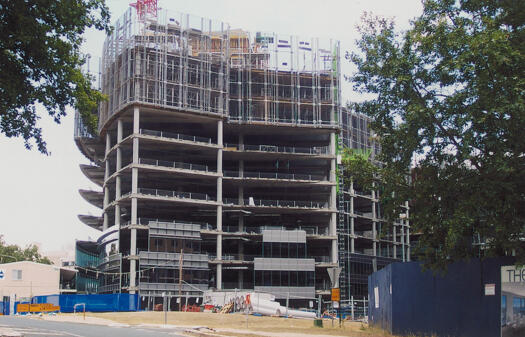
[81,311,394,337]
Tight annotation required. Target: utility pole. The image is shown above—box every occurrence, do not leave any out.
[178,249,184,311]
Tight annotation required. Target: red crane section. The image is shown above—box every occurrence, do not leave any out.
[130,0,158,21]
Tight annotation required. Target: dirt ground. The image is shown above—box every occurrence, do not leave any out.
[74,311,393,337]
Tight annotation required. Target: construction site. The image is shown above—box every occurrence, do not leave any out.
[74,0,410,312]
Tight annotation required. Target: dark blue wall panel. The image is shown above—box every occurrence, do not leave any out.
[369,257,514,337]
[368,263,393,332]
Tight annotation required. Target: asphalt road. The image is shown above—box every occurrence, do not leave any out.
[0,316,186,337]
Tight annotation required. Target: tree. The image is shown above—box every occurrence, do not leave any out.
[0,0,110,154]
[0,235,52,264]
[348,0,525,269]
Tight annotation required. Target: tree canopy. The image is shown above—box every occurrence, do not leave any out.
[0,0,110,154]
[347,0,525,269]
[0,235,52,265]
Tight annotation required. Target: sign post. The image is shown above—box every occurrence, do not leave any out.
[327,267,342,327]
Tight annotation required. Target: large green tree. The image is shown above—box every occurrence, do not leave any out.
[0,0,110,154]
[0,236,52,264]
[347,0,525,269]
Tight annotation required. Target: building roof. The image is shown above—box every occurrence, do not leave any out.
[0,260,76,274]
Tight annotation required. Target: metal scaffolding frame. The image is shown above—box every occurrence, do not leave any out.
[99,8,340,130]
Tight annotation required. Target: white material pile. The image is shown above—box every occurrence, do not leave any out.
[203,290,316,319]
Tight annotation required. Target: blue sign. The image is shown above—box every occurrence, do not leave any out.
[0,270,4,279]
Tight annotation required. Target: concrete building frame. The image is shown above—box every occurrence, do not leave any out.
[74,6,410,307]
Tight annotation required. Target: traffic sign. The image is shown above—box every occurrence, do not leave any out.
[331,288,340,301]
[0,269,4,280]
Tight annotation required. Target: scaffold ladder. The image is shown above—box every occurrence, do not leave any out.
[337,132,348,300]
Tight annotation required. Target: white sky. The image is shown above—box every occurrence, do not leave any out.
[0,0,422,255]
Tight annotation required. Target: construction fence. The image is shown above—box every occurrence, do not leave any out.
[13,293,139,314]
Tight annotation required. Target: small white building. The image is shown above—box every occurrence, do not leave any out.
[0,261,76,302]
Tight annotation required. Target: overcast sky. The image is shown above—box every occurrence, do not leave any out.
[0,0,422,255]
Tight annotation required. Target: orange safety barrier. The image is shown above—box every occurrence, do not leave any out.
[17,303,60,313]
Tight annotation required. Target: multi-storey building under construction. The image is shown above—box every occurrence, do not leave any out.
[74,5,410,309]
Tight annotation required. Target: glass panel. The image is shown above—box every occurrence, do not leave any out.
[272,271,280,287]
[263,271,271,286]
[281,271,289,287]
[290,271,298,286]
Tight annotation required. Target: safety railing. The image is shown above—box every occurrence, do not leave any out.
[134,218,210,229]
[308,255,332,263]
[353,190,373,197]
[201,225,262,234]
[138,158,212,173]
[223,143,329,155]
[223,225,261,234]
[139,128,213,145]
[223,170,325,181]
[227,115,339,128]
[209,254,258,261]
[354,231,375,239]
[131,188,216,201]
[98,284,121,293]
[354,210,374,219]
[223,198,328,209]
[260,225,330,235]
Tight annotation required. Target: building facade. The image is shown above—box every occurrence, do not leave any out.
[75,6,409,307]
[0,261,76,301]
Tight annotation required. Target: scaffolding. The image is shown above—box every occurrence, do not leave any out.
[337,108,410,299]
[99,8,340,130]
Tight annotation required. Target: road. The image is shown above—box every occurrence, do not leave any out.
[0,316,186,337]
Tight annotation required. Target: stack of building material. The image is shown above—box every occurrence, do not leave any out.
[204,290,315,319]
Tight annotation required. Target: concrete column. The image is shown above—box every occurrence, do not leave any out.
[216,120,223,289]
[103,132,111,231]
[238,160,245,288]
[393,226,397,259]
[237,145,244,286]
[329,132,337,264]
[238,271,244,289]
[238,135,244,231]
[238,188,244,229]
[103,186,109,229]
[350,217,355,253]
[115,119,123,228]
[130,107,140,294]
[372,222,377,256]
[239,134,244,151]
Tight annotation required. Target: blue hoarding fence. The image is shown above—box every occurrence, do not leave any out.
[368,257,515,337]
[0,301,9,315]
[12,294,139,313]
